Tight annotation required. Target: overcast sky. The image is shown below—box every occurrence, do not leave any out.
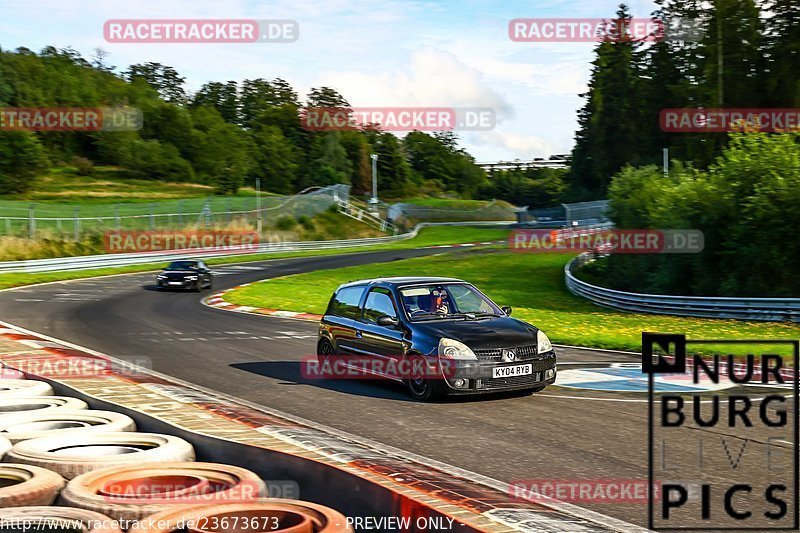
[0,0,659,161]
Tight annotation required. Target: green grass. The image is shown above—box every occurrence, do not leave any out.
[0,226,508,291]
[225,250,800,355]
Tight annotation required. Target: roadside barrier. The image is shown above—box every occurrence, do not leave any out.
[0,396,88,420]
[61,462,269,521]
[0,465,65,507]
[0,221,510,273]
[0,410,136,443]
[0,379,54,398]
[566,254,800,322]
[5,432,196,479]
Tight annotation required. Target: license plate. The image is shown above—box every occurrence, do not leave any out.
[492,364,533,379]
[168,281,184,285]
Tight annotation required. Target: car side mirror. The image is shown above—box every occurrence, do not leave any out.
[377,315,400,327]
[502,306,513,316]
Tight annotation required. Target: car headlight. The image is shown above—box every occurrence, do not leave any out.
[157,274,166,279]
[438,338,477,360]
[537,330,552,353]
[186,275,198,280]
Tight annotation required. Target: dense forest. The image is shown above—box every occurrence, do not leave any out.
[571,0,800,198]
[0,46,504,200]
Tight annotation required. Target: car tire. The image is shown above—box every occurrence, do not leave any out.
[127,500,352,532]
[5,432,196,480]
[316,338,336,377]
[0,464,66,507]
[193,282,202,293]
[403,357,445,401]
[61,462,268,522]
[0,507,122,532]
[0,410,136,444]
[0,380,53,398]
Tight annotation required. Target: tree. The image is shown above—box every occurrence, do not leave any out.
[0,131,48,194]
[248,125,298,194]
[570,4,642,197]
[126,62,187,103]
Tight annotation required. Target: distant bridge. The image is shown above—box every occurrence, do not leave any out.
[477,157,570,172]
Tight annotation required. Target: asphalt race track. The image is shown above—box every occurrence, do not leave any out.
[1,247,790,529]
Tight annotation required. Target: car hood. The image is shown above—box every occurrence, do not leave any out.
[412,316,539,349]
[162,270,199,275]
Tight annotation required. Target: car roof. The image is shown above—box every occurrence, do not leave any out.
[337,277,465,290]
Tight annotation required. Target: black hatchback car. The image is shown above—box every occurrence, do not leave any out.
[317,277,557,400]
[156,260,214,292]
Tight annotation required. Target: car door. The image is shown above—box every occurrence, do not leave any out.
[352,287,406,379]
[324,285,366,355]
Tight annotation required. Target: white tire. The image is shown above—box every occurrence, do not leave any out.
[6,432,196,480]
[61,462,268,522]
[0,410,136,444]
[0,379,53,398]
[0,436,10,459]
[0,506,122,532]
[0,464,66,507]
[0,396,88,421]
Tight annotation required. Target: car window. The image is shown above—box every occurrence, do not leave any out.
[327,286,365,319]
[362,288,397,323]
[448,285,495,314]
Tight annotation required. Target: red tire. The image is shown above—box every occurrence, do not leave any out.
[129,500,353,532]
[0,464,65,507]
[61,462,268,521]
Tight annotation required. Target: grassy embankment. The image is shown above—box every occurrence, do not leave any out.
[225,249,800,355]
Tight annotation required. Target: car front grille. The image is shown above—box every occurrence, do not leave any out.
[479,372,542,390]
[474,344,538,362]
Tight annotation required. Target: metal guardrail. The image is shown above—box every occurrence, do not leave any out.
[0,221,509,274]
[565,254,800,322]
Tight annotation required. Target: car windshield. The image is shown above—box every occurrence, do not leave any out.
[399,283,502,321]
[165,261,199,271]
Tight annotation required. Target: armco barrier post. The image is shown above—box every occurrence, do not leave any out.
[73,207,80,241]
[28,204,35,240]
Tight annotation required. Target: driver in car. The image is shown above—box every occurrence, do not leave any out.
[428,289,450,314]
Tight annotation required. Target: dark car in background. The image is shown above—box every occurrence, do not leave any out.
[156,260,214,292]
[317,277,557,400]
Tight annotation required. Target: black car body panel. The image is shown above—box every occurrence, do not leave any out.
[318,277,557,397]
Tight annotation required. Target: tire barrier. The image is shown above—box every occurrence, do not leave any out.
[129,500,353,532]
[5,432,196,480]
[0,379,53,398]
[0,410,136,444]
[0,436,10,459]
[0,506,122,532]
[0,396,88,420]
[0,464,65,507]
[61,462,269,522]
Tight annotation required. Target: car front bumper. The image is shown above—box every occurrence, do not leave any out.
[437,350,557,394]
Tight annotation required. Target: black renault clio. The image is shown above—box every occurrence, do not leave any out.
[317,277,557,400]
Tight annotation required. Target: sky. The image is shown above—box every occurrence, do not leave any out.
[0,0,659,161]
